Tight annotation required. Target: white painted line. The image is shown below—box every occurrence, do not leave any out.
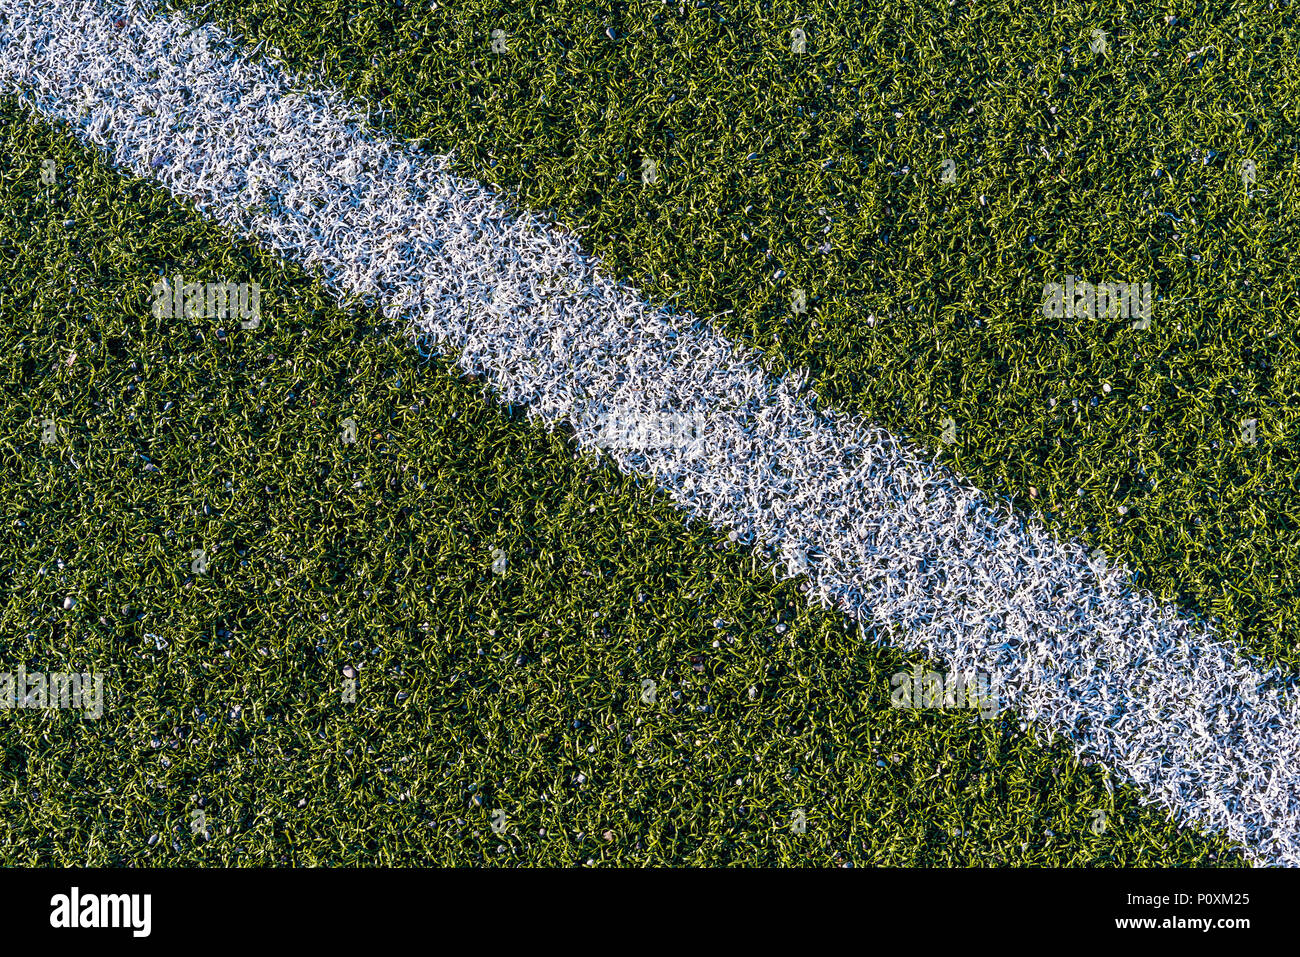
[3,0,1298,863]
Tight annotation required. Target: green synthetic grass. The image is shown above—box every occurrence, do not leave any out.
[168,0,1300,674]
[0,100,1243,865]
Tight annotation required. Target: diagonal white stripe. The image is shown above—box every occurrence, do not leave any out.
[3,0,1298,863]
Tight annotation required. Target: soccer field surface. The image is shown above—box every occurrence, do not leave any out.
[0,0,1297,866]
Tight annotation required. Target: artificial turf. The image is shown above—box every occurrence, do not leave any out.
[0,97,1243,865]
[163,0,1300,675]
